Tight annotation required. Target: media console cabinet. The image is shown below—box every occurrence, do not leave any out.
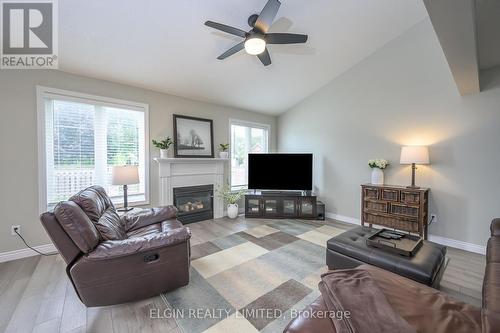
[245,192,317,219]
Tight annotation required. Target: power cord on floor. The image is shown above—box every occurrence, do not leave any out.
[14,229,57,256]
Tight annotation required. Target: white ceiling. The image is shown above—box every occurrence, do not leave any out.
[59,0,428,115]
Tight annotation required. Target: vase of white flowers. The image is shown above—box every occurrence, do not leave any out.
[368,159,389,185]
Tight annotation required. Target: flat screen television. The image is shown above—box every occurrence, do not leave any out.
[248,153,313,190]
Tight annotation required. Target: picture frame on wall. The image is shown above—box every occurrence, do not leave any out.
[173,114,214,158]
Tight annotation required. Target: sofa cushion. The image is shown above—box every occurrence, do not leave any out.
[54,201,100,253]
[487,237,500,263]
[70,186,113,222]
[121,206,179,232]
[285,264,482,333]
[283,296,333,333]
[483,262,500,313]
[126,219,183,239]
[127,224,162,238]
[362,264,482,333]
[162,219,184,232]
[491,219,500,237]
[95,208,127,241]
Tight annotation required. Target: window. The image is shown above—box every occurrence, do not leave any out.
[230,119,270,190]
[37,87,149,211]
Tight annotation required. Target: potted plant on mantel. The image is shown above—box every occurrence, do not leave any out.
[152,137,174,159]
[368,159,390,185]
[219,143,230,159]
[217,184,246,219]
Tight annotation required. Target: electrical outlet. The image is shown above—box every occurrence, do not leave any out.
[11,225,20,236]
[430,214,437,224]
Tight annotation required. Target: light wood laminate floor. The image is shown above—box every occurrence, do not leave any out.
[0,217,486,333]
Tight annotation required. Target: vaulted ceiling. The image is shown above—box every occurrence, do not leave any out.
[476,0,500,70]
[59,0,428,114]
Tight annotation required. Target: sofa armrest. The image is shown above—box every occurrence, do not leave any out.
[121,206,178,232]
[86,227,190,260]
[491,219,500,237]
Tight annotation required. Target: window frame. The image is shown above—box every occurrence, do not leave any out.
[36,86,150,213]
[229,118,271,190]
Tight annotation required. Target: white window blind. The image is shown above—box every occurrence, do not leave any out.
[39,88,148,210]
[230,120,270,190]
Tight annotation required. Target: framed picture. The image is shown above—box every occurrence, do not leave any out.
[173,114,214,158]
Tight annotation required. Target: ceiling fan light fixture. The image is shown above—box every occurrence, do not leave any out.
[244,37,266,55]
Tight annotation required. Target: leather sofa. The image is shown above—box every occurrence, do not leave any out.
[40,186,191,307]
[284,219,500,333]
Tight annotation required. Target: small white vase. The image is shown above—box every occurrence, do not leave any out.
[371,168,384,185]
[227,203,239,219]
[160,149,169,159]
[219,151,229,159]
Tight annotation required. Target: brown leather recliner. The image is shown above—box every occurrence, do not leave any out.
[40,186,191,307]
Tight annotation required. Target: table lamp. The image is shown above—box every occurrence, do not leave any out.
[112,165,139,211]
[400,146,429,189]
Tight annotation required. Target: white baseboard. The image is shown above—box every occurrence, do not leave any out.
[0,243,57,263]
[427,234,486,255]
[326,212,486,255]
[326,212,361,226]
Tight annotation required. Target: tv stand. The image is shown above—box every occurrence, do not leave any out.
[245,191,317,219]
[261,190,303,196]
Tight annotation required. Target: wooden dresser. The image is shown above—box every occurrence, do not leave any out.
[361,184,429,239]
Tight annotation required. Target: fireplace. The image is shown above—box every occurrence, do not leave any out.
[155,158,227,219]
[173,185,214,224]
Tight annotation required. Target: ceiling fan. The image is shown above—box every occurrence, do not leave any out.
[205,0,308,66]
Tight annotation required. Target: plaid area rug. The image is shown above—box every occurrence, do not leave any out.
[161,219,346,333]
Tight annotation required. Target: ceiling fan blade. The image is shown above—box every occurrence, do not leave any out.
[205,21,247,38]
[217,42,245,60]
[257,48,272,66]
[254,0,281,33]
[266,33,308,44]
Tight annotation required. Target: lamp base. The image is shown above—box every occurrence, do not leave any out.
[407,163,420,189]
[118,207,133,212]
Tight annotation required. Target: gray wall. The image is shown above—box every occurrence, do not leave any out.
[278,19,500,247]
[0,70,276,253]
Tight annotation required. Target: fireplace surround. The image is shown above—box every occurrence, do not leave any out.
[154,157,228,221]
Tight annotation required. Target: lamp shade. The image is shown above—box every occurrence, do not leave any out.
[400,146,430,165]
[112,165,139,185]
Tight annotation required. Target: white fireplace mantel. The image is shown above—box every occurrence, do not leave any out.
[154,158,229,219]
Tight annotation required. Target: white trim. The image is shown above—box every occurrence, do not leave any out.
[228,118,271,190]
[37,87,48,214]
[427,234,486,255]
[37,86,149,110]
[36,86,150,213]
[229,118,272,132]
[154,158,230,162]
[326,212,361,226]
[154,158,226,219]
[0,244,57,263]
[326,211,486,255]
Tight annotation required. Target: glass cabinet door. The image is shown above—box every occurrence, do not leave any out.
[246,198,261,216]
[283,199,297,216]
[264,199,279,215]
[300,198,315,217]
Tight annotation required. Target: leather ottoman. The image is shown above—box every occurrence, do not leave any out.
[327,226,446,287]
